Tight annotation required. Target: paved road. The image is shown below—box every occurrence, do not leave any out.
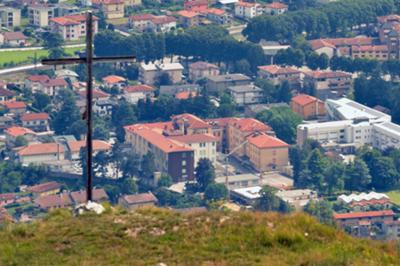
[0,43,85,53]
[0,63,44,75]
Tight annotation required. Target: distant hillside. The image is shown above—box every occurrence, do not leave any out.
[0,208,399,265]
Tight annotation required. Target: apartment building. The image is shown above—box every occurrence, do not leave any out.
[227,84,263,106]
[246,133,289,172]
[0,7,21,28]
[188,61,220,81]
[50,14,98,41]
[21,112,50,132]
[206,74,252,94]
[202,8,231,25]
[17,143,65,165]
[351,45,390,60]
[28,4,54,27]
[303,70,352,100]
[264,2,288,15]
[234,2,263,20]
[257,65,302,89]
[290,94,325,120]
[99,0,124,19]
[176,10,201,28]
[139,62,184,85]
[129,14,176,33]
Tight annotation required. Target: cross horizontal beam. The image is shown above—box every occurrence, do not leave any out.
[41,56,136,66]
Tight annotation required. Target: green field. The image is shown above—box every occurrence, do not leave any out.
[0,47,83,66]
[386,190,400,205]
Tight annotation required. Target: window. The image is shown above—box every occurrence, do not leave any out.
[182,160,186,166]
[182,168,186,174]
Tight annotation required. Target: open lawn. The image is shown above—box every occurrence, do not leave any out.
[386,190,400,205]
[0,47,82,67]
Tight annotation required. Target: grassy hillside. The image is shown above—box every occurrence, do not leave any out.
[0,207,399,265]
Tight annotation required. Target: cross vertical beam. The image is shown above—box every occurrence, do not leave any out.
[41,12,135,203]
[86,12,94,202]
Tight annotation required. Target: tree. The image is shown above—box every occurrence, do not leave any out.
[121,178,138,195]
[257,186,280,211]
[32,92,51,111]
[304,200,333,225]
[121,151,140,179]
[195,158,216,191]
[324,162,345,195]
[370,157,399,190]
[42,32,65,59]
[277,80,292,103]
[204,183,228,201]
[345,159,371,191]
[141,152,156,180]
[158,174,173,188]
[112,99,137,142]
[256,106,302,144]
[14,136,28,147]
[52,88,80,135]
[156,72,172,86]
[217,93,236,117]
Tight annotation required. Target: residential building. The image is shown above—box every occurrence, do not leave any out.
[228,118,272,156]
[0,31,27,46]
[50,14,98,41]
[0,116,13,132]
[139,62,184,85]
[102,75,126,88]
[334,210,399,240]
[0,7,21,28]
[17,143,65,165]
[0,193,15,208]
[227,84,263,106]
[246,133,289,172]
[176,10,201,28]
[303,70,352,100]
[4,126,37,147]
[28,4,54,27]
[264,3,288,15]
[215,174,260,190]
[206,73,252,94]
[175,91,198,100]
[308,37,375,57]
[124,0,142,6]
[70,189,109,205]
[290,94,326,119]
[159,84,200,96]
[122,84,155,104]
[184,0,208,11]
[118,192,158,209]
[1,101,26,115]
[257,65,302,89]
[372,122,400,150]
[77,89,110,101]
[351,45,390,60]
[234,2,262,20]
[124,124,195,181]
[188,61,219,81]
[129,14,176,33]
[0,87,14,102]
[67,140,111,160]
[309,39,337,58]
[98,0,125,19]
[25,75,50,92]
[202,8,232,25]
[275,189,317,210]
[231,186,262,206]
[38,78,68,96]
[35,192,72,210]
[93,99,115,116]
[26,181,61,198]
[21,112,50,132]
[206,117,237,152]
[56,4,80,16]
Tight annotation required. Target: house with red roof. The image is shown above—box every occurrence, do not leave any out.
[0,193,16,208]
[21,112,50,132]
[102,75,126,88]
[202,8,232,25]
[97,0,125,19]
[50,14,98,41]
[175,91,198,100]
[176,10,201,28]
[351,45,390,61]
[119,192,158,209]
[4,126,36,147]
[67,139,112,160]
[0,87,15,102]
[257,65,302,88]
[189,61,219,81]
[0,31,28,47]
[27,181,61,198]
[1,101,26,115]
[129,14,176,33]
[17,143,65,165]
[34,192,72,210]
[25,75,50,92]
[24,75,68,96]
[303,70,352,100]
[122,84,155,104]
[290,94,325,119]
[308,39,337,58]
[264,2,288,15]
[70,188,109,205]
[234,1,263,20]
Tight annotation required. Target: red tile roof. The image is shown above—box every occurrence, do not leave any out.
[291,94,319,107]
[265,2,288,9]
[130,14,155,21]
[304,70,351,79]
[27,181,61,194]
[203,8,225,16]
[0,88,15,97]
[27,75,50,83]
[309,39,336,50]
[5,126,35,137]
[42,78,68,87]
[0,193,15,201]
[121,192,158,205]
[334,210,395,220]
[247,133,288,149]
[231,118,271,132]
[236,1,257,8]
[175,91,198,100]
[67,140,112,153]
[3,32,27,41]
[206,117,237,127]
[35,192,72,209]
[124,85,155,93]
[323,37,374,47]
[177,10,199,18]
[70,188,108,204]
[2,101,26,109]
[258,65,301,75]
[172,113,211,129]
[18,143,64,156]
[352,45,389,52]
[51,16,80,26]
[189,61,218,70]
[21,112,49,122]
[152,16,176,24]
[169,133,218,144]
[102,75,126,84]
[78,89,109,99]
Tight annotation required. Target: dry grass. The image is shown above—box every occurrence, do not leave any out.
[0,207,399,265]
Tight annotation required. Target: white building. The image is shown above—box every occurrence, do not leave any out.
[227,84,263,106]
[139,62,184,85]
[234,2,263,20]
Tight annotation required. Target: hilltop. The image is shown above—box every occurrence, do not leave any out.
[0,208,399,266]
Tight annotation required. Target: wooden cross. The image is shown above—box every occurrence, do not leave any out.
[42,12,135,202]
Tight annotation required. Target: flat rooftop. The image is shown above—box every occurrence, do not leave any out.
[327,98,391,121]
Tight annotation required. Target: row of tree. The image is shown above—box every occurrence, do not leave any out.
[244,0,397,42]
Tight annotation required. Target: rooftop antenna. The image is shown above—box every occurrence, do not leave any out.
[42,11,135,202]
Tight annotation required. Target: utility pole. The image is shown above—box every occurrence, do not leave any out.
[42,12,135,202]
